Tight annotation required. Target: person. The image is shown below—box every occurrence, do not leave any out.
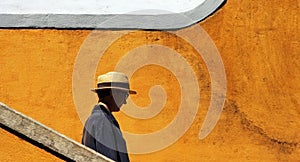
[82,71,136,162]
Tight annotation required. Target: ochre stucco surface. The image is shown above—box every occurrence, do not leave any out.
[0,0,299,161]
[0,127,62,162]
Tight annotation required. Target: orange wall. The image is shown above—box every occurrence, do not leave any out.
[0,0,299,161]
[0,128,62,161]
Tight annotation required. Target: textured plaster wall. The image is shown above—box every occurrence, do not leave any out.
[0,127,62,161]
[0,0,299,161]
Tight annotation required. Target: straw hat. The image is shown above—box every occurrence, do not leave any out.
[91,72,136,94]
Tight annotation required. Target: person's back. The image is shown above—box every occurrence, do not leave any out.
[82,104,129,162]
[82,72,136,162]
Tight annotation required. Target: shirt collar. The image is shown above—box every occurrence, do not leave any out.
[93,102,120,128]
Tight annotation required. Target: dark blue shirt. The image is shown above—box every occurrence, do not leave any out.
[82,104,129,162]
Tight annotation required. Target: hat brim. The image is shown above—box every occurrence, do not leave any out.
[91,86,137,94]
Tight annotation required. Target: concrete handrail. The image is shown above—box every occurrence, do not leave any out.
[0,102,113,162]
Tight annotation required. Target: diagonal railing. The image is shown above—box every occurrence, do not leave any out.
[0,102,113,162]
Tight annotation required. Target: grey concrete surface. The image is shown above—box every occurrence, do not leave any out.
[0,102,113,162]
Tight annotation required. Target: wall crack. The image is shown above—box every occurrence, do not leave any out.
[225,99,298,154]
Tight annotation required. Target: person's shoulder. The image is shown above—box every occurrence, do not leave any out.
[89,106,111,123]
[91,110,106,119]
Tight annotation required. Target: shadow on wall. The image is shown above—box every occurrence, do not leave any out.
[0,102,113,162]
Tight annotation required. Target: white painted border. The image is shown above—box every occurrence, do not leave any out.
[0,0,226,29]
[0,0,206,14]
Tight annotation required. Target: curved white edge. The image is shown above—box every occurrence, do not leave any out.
[0,0,225,29]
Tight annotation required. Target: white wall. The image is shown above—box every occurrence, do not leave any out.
[0,0,205,14]
[0,0,225,29]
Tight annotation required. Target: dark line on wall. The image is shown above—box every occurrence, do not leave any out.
[204,0,227,20]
